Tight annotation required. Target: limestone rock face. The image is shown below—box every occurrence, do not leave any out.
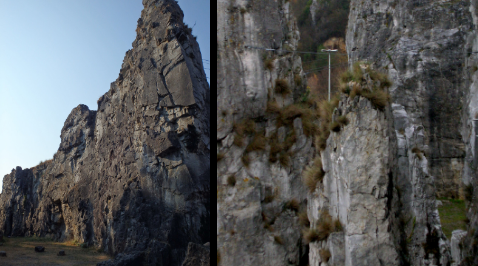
[217,0,302,138]
[217,0,478,264]
[450,229,466,266]
[458,1,478,264]
[217,0,310,265]
[345,0,476,264]
[308,95,399,266]
[346,0,470,200]
[0,0,210,265]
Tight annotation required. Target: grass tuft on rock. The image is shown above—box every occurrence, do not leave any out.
[246,132,267,152]
[315,132,329,151]
[284,198,300,213]
[274,235,284,245]
[264,57,275,71]
[303,157,325,192]
[339,62,391,110]
[241,153,251,168]
[269,140,282,163]
[234,119,256,136]
[275,79,291,96]
[266,100,281,114]
[349,83,362,99]
[302,118,319,137]
[303,228,319,244]
[319,248,331,263]
[298,211,310,227]
[303,210,337,244]
[280,104,303,123]
[366,67,393,88]
[362,89,390,110]
[233,119,256,147]
[318,98,337,122]
[340,70,354,84]
[334,219,343,232]
[233,134,245,147]
[352,62,364,81]
[337,115,349,126]
[279,151,291,167]
[411,147,424,160]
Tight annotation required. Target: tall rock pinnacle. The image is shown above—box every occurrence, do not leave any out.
[0,0,210,265]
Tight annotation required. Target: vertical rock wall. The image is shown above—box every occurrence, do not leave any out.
[308,93,399,266]
[346,0,473,264]
[217,0,478,265]
[217,0,311,265]
[0,0,210,265]
[458,0,478,264]
[347,0,470,199]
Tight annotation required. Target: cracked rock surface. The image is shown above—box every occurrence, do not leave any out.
[308,94,399,266]
[0,0,210,265]
[217,0,311,265]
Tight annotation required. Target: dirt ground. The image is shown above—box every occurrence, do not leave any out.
[0,236,112,266]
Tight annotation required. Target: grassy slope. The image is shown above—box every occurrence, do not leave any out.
[437,199,467,239]
[0,236,112,266]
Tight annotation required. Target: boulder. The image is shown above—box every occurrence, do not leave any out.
[0,251,5,257]
[35,246,45,252]
[58,250,65,256]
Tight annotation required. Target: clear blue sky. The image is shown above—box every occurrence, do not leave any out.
[0,0,210,191]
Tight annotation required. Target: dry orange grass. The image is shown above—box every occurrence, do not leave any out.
[0,236,112,266]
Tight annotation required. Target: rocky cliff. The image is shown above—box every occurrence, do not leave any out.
[0,0,210,265]
[218,0,478,265]
[347,0,470,201]
[216,0,312,265]
[308,87,400,266]
[457,0,478,264]
[345,0,478,264]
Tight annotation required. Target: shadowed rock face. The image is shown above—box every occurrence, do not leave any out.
[181,242,210,266]
[0,0,210,265]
